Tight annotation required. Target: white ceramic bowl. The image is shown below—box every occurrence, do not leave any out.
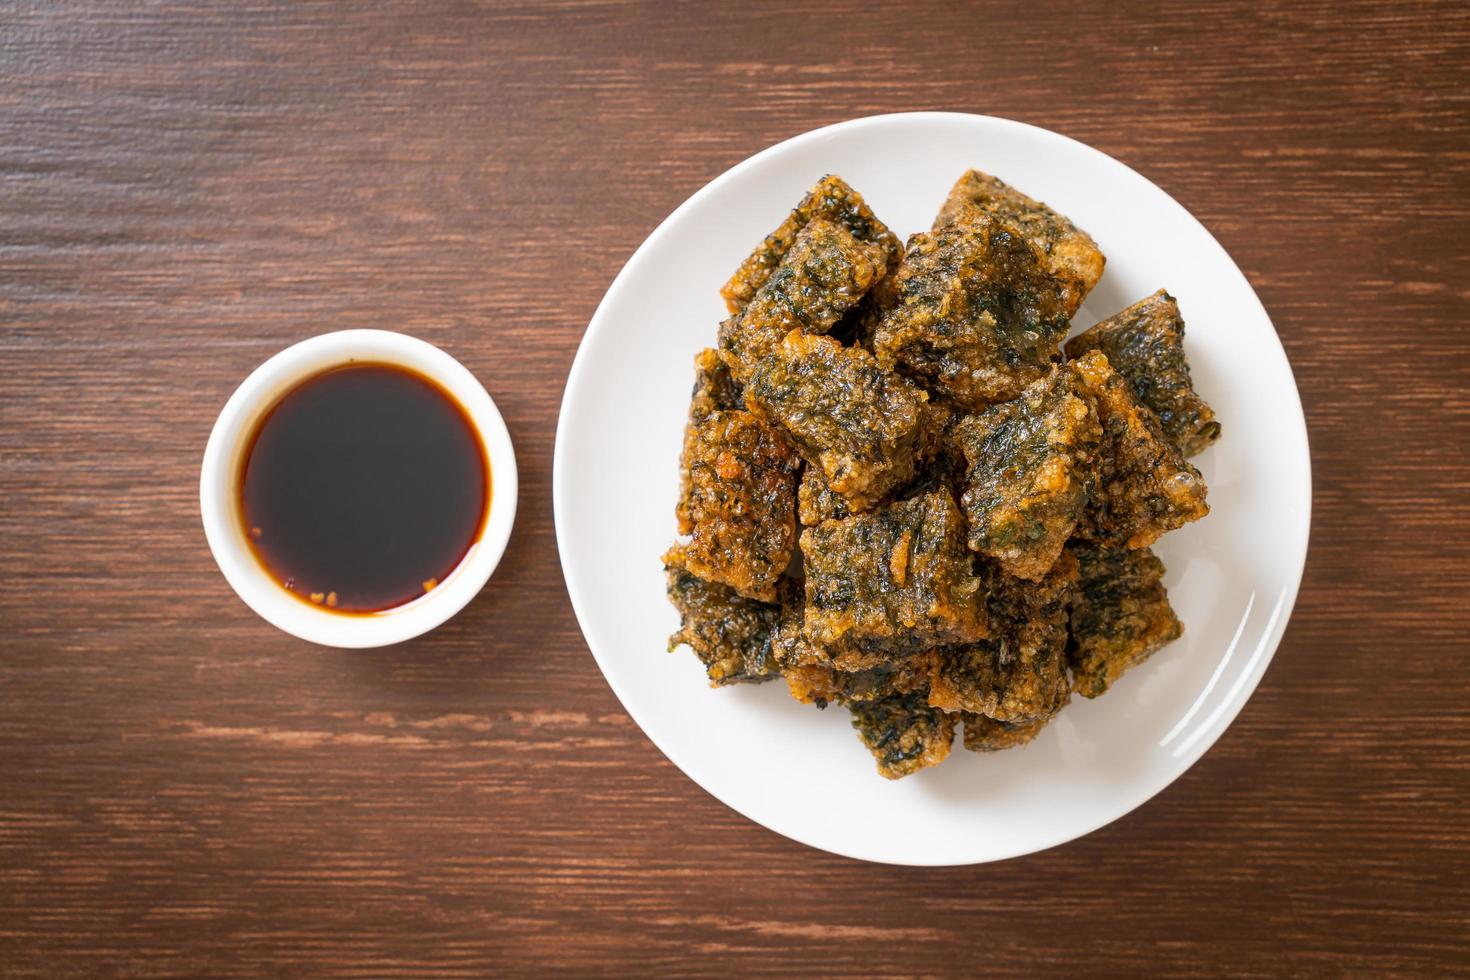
[554,112,1311,865]
[201,329,517,648]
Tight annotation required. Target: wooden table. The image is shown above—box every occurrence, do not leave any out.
[3,1,1467,974]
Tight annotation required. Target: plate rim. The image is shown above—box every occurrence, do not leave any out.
[552,110,1312,866]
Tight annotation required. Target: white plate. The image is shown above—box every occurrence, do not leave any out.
[553,112,1310,865]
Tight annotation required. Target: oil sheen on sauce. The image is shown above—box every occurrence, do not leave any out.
[239,363,489,613]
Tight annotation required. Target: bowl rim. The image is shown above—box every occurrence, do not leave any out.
[200,329,518,648]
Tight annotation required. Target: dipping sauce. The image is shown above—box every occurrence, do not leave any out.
[239,363,489,613]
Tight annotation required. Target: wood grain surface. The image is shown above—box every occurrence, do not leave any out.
[3,0,1468,975]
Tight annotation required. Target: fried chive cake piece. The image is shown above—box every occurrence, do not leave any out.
[929,553,1078,722]
[745,331,925,510]
[784,654,937,709]
[719,218,891,382]
[915,399,965,472]
[1064,289,1220,457]
[687,347,744,419]
[797,465,852,527]
[872,205,1075,410]
[721,174,903,314]
[773,577,911,705]
[959,678,1069,752]
[935,169,1105,317]
[665,558,781,687]
[771,576,824,670]
[834,256,904,351]
[1068,543,1182,698]
[849,691,955,779]
[800,489,985,657]
[1068,350,1209,549]
[795,400,960,527]
[954,366,1101,581]
[666,408,799,603]
[771,575,891,676]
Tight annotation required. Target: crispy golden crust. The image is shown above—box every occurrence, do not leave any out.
[794,400,960,527]
[955,366,1100,580]
[745,331,925,510]
[770,576,822,669]
[1068,544,1181,698]
[935,169,1104,317]
[959,689,1067,751]
[800,489,985,657]
[1068,350,1209,549]
[664,559,781,687]
[667,409,799,603]
[688,347,745,420]
[721,174,903,314]
[764,575,887,675]
[1064,289,1220,457]
[797,464,852,527]
[719,218,890,382]
[784,653,936,708]
[914,398,962,470]
[929,553,1078,721]
[833,258,904,352]
[849,691,955,779]
[872,208,1074,410]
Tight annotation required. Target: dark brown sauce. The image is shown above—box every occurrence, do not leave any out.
[239,363,490,614]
